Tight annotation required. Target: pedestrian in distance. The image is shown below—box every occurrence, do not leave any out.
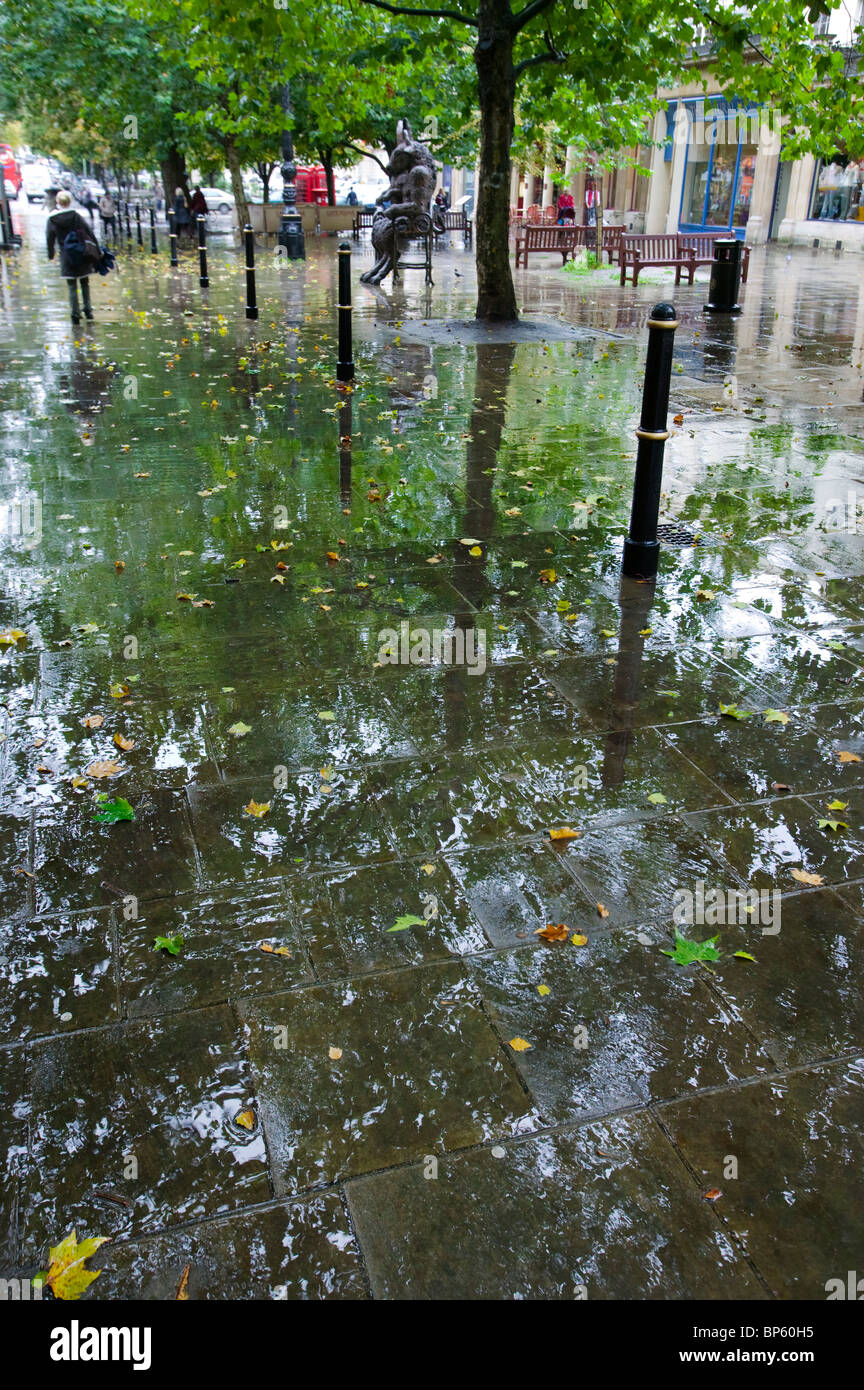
[98,190,116,240]
[173,186,192,240]
[188,185,208,221]
[46,189,101,324]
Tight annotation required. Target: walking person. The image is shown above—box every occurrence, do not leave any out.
[98,190,116,241]
[172,186,192,241]
[188,185,208,221]
[46,189,101,324]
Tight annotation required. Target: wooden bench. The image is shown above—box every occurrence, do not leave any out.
[352,209,375,239]
[579,223,625,265]
[435,209,473,247]
[514,224,579,267]
[620,233,694,286]
[676,232,750,283]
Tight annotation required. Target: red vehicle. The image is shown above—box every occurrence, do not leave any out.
[0,144,22,196]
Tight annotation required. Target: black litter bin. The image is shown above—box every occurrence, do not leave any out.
[704,237,743,314]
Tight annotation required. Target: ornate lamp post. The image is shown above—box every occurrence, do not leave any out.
[278,81,305,260]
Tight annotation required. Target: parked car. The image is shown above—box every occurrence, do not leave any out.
[197,187,235,215]
[21,163,53,201]
[0,144,21,196]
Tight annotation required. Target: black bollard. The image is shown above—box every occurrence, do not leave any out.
[124,202,132,245]
[168,208,178,268]
[336,242,354,382]
[135,203,143,248]
[149,206,158,255]
[621,301,678,581]
[197,215,209,289]
[244,225,257,320]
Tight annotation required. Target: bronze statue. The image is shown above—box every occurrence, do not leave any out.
[360,120,443,285]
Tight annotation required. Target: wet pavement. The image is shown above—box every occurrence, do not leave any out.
[0,201,862,1300]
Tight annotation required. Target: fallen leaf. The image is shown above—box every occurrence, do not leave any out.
[661,931,720,965]
[420,862,436,875]
[571,933,588,945]
[837,750,862,764]
[549,826,580,840]
[702,1188,722,1202]
[258,941,292,957]
[647,792,668,805]
[790,867,825,886]
[108,683,130,699]
[508,1037,532,1052]
[537,984,551,996]
[81,714,104,729]
[86,760,122,779]
[538,568,557,584]
[176,1265,190,1301]
[43,1230,110,1301]
[228,721,252,738]
[535,922,569,942]
[818,818,847,832]
[317,710,336,722]
[387,913,427,933]
[91,797,135,824]
[152,933,183,955]
[718,703,753,720]
[328,1046,343,1060]
[234,1108,255,1130]
[113,733,136,751]
[244,800,270,818]
[764,709,790,725]
[733,950,757,962]
[596,903,610,918]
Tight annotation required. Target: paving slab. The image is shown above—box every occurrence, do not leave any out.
[661,1056,864,1299]
[242,962,537,1193]
[346,1111,765,1300]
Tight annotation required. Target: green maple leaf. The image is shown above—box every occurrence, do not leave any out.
[647,792,668,805]
[227,721,252,737]
[818,818,848,832]
[718,703,753,720]
[734,950,757,962]
[764,709,790,724]
[152,933,184,955]
[661,931,720,965]
[386,914,427,933]
[42,1229,111,1301]
[91,797,135,824]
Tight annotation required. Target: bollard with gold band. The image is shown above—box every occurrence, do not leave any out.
[244,226,258,320]
[336,242,354,383]
[197,214,209,290]
[622,301,678,581]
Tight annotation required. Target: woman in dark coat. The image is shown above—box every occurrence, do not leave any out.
[46,189,101,323]
[173,187,192,239]
[188,186,208,221]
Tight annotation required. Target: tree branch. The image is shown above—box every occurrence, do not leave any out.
[514,30,566,76]
[511,0,557,34]
[355,0,478,27]
[339,141,390,171]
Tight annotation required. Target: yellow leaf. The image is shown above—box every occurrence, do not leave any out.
[837,750,862,763]
[549,826,580,841]
[0,629,27,646]
[109,683,130,698]
[535,922,569,942]
[259,941,292,957]
[44,1229,110,1301]
[113,733,136,752]
[571,933,588,946]
[790,868,825,886]
[508,1037,532,1052]
[244,800,270,818]
[80,714,104,729]
[539,568,557,584]
[469,545,483,557]
[176,1265,191,1301]
[234,1108,255,1130]
[328,1045,343,1060]
[420,862,436,875]
[537,984,551,996]
[596,903,610,918]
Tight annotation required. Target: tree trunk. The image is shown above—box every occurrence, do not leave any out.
[474,0,518,321]
[256,162,272,204]
[224,140,250,230]
[160,145,189,205]
[319,149,336,206]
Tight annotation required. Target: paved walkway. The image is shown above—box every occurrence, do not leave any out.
[0,204,862,1299]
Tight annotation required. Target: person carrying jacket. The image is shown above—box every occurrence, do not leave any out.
[46,189,101,324]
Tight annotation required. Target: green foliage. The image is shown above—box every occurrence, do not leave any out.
[662,931,721,965]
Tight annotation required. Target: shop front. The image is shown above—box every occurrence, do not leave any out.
[677,98,763,239]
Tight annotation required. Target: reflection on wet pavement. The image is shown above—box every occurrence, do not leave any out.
[0,202,862,1298]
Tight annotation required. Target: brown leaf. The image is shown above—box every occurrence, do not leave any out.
[596,903,610,918]
[81,714,104,729]
[113,733,136,752]
[176,1264,191,1301]
[86,760,122,779]
[837,750,862,764]
[703,1188,722,1202]
[535,922,570,943]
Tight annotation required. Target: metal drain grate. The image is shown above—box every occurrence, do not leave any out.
[657,523,699,546]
